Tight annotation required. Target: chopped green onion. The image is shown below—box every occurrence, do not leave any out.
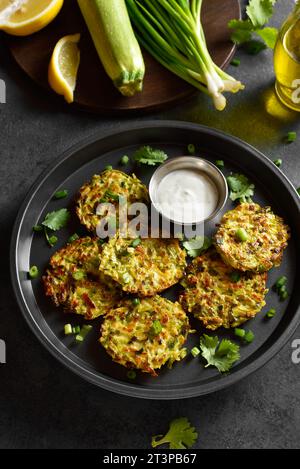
[75,325,93,343]
[33,225,43,232]
[64,324,73,335]
[73,326,81,334]
[68,233,79,244]
[191,346,200,358]
[235,228,249,242]
[280,290,289,301]
[72,270,85,281]
[131,238,141,248]
[105,165,113,170]
[132,298,140,306]
[275,276,287,289]
[274,159,282,167]
[149,320,163,337]
[230,58,240,67]
[127,370,137,380]
[278,285,287,295]
[122,273,131,284]
[244,330,255,344]
[266,308,276,319]
[230,272,241,283]
[187,144,195,155]
[44,227,58,247]
[54,190,68,200]
[29,265,39,279]
[120,155,129,165]
[286,131,297,143]
[215,160,225,169]
[234,328,246,339]
[297,187,300,196]
[49,235,58,247]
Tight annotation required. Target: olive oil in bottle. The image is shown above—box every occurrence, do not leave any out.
[274,3,300,111]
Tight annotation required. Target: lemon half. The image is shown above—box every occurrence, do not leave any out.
[48,33,81,104]
[0,0,64,36]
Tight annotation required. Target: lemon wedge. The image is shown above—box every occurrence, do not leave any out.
[48,33,80,104]
[0,0,64,36]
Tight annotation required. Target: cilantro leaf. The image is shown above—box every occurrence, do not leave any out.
[152,418,198,449]
[227,174,255,203]
[42,208,70,231]
[255,27,278,48]
[200,335,240,373]
[183,236,212,258]
[133,146,168,166]
[229,0,278,50]
[246,0,275,28]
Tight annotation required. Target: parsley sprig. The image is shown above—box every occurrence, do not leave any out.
[229,0,278,51]
[34,208,70,247]
[133,146,168,166]
[152,418,198,449]
[200,335,240,373]
[227,173,255,203]
[182,236,212,258]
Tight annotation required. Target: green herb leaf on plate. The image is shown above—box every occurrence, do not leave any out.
[133,146,168,166]
[42,208,70,231]
[227,174,255,203]
[199,334,240,373]
[182,236,212,258]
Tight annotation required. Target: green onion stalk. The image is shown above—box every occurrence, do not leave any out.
[126,0,244,110]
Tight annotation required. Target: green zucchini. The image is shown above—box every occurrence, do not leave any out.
[77,0,145,97]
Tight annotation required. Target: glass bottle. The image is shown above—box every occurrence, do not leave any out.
[274,1,300,111]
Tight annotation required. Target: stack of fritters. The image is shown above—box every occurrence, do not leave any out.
[43,237,121,320]
[44,170,189,375]
[44,169,290,374]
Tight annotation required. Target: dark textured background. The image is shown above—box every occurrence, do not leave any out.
[1,0,300,449]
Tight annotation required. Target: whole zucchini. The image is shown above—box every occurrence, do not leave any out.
[77,0,145,97]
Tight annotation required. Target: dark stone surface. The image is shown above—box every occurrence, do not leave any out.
[0,0,299,449]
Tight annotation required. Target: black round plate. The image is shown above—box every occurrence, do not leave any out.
[10,121,300,400]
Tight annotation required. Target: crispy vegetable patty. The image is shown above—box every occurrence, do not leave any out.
[99,234,187,296]
[43,237,120,319]
[100,296,190,375]
[214,203,290,272]
[76,169,149,232]
[179,249,268,330]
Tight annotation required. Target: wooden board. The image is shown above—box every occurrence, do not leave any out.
[7,0,240,114]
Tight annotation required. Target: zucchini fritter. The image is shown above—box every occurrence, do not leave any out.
[43,237,120,319]
[99,234,187,296]
[76,169,149,232]
[179,249,268,330]
[214,203,290,272]
[100,296,190,376]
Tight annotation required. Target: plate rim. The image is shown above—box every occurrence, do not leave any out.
[10,121,300,400]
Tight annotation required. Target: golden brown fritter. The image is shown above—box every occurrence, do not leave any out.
[43,237,120,319]
[100,296,190,376]
[99,234,187,297]
[214,203,290,272]
[179,249,268,330]
[76,169,149,232]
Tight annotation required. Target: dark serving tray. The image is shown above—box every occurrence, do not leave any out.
[10,121,300,399]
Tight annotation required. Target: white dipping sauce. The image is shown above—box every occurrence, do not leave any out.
[156,169,218,223]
